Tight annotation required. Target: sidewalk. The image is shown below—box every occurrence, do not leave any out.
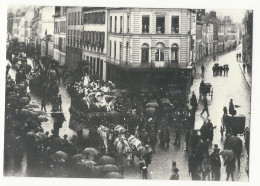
[238,62,252,88]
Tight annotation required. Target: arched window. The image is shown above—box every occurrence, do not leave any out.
[141,43,149,63]
[171,43,179,63]
[155,43,164,61]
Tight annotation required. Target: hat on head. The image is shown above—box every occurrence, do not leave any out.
[213,144,220,151]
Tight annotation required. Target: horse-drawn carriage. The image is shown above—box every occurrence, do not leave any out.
[222,114,246,135]
[203,83,213,99]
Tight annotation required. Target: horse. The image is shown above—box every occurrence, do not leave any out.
[113,137,133,166]
[128,135,144,162]
[224,133,243,169]
[97,125,114,154]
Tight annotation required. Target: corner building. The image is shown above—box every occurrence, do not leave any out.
[106,8,194,105]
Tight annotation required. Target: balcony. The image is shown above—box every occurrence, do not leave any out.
[106,58,188,69]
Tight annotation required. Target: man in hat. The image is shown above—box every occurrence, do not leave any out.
[200,97,209,117]
[170,168,179,180]
[210,144,221,181]
[63,134,68,142]
[190,91,198,111]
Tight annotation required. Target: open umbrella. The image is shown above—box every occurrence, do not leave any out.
[146,107,156,114]
[55,151,69,161]
[98,156,116,165]
[25,131,35,140]
[21,109,32,116]
[161,99,171,105]
[38,115,48,122]
[71,154,86,164]
[104,172,123,179]
[20,97,29,102]
[81,160,97,169]
[103,164,119,173]
[83,147,100,157]
[146,102,159,108]
[220,149,235,159]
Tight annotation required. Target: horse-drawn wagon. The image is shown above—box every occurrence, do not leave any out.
[204,83,213,99]
[222,114,246,135]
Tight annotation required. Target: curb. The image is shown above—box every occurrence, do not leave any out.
[238,64,251,89]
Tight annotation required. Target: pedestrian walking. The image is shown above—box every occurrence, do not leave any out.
[200,97,209,117]
[199,80,205,99]
[202,155,211,180]
[201,64,205,78]
[239,53,241,61]
[173,126,181,146]
[170,168,179,180]
[225,66,229,75]
[224,156,236,181]
[188,151,199,180]
[41,98,47,113]
[236,53,238,61]
[207,119,214,142]
[185,130,191,151]
[243,63,246,73]
[190,92,198,111]
[210,144,221,181]
[57,94,62,111]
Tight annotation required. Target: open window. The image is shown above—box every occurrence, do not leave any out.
[155,43,164,61]
[156,16,165,34]
[171,43,179,63]
[142,16,149,33]
[141,43,149,63]
[171,16,179,34]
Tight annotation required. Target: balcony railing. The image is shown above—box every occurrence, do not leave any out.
[106,58,188,69]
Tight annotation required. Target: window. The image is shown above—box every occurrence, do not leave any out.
[90,57,93,75]
[97,58,100,76]
[171,43,179,63]
[114,41,116,59]
[141,43,149,63]
[127,15,130,33]
[119,42,122,61]
[142,16,149,33]
[126,41,129,61]
[155,43,164,61]
[100,60,103,78]
[68,13,70,25]
[120,16,123,33]
[115,16,117,33]
[78,12,80,25]
[110,41,112,57]
[110,16,112,32]
[156,16,165,34]
[171,16,179,34]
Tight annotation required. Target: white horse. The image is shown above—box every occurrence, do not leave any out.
[114,137,133,166]
[128,135,144,161]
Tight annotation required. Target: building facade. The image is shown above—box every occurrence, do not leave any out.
[53,6,67,66]
[66,7,84,70]
[106,8,194,104]
[39,6,55,56]
[81,8,107,80]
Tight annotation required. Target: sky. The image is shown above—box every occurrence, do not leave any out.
[8,5,248,24]
[207,9,247,24]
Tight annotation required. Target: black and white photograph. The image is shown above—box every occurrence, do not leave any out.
[3,0,255,183]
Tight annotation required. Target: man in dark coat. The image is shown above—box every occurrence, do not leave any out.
[201,64,205,77]
[207,119,214,142]
[185,130,191,151]
[210,144,221,181]
[199,80,205,98]
[188,151,199,180]
[190,92,198,111]
[229,99,235,116]
[200,97,209,117]
[41,98,47,113]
